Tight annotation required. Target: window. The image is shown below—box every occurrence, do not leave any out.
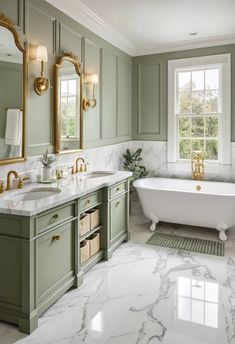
[168,54,231,168]
[60,75,80,139]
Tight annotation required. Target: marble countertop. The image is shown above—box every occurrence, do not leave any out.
[0,170,132,216]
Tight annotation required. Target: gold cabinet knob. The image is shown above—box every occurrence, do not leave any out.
[52,234,60,241]
[115,201,120,207]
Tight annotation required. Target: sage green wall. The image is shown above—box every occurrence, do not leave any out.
[0,61,22,138]
[133,44,235,141]
[0,0,132,156]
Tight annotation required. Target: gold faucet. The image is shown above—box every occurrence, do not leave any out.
[6,170,19,191]
[192,150,205,180]
[75,157,86,173]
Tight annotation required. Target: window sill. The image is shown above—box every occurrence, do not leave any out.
[167,161,231,175]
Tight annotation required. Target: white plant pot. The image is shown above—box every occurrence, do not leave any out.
[43,167,52,182]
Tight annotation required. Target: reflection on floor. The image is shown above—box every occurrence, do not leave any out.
[1,202,235,344]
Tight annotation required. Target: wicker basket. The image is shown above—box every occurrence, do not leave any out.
[80,240,90,265]
[87,208,100,230]
[88,232,101,256]
[80,213,90,236]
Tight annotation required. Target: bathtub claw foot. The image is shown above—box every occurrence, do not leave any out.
[216,223,228,241]
[150,215,159,232]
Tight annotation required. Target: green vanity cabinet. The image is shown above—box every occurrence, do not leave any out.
[36,220,76,313]
[0,200,80,334]
[0,177,130,334]
[106,180,130,258]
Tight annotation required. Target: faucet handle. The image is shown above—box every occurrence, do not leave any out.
[0,181,4,193]
[69,166,75,174]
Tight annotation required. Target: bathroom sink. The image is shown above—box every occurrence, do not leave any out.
[85,171,115,179]
[5,187,61,202]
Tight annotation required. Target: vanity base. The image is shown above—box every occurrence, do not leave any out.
[0,178,130,334]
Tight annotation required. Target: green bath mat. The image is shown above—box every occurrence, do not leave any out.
[146,232,224,256]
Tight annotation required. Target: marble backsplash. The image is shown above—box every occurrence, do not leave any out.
[1,140,235,182]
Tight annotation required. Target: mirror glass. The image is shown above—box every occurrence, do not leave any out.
[55,55,82,153]
[0,26,24,160]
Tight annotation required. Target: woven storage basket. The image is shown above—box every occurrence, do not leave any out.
[88,232,101,256]
[80,240,90,265]
[87,208,100,230]
[80,213,90,236]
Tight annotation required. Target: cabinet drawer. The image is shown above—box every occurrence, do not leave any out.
[110,181,126,199]
[80,191,101,212]
[36,203,75,234]
[37,221,75,301]
[110,193,127,243]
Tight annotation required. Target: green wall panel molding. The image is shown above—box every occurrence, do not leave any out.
[133,44,235,141]
[117,57,132,137]
[101,49,117,139]
[0,0,25,32]
[83,38,101,144]
[0,0,132,157]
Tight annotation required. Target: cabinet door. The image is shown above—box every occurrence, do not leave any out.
[37,221,75,302]
[110,193,127,245]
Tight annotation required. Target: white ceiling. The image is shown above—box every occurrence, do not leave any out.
[47,0,235,56]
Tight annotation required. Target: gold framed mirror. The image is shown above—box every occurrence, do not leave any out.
[54,51,83,154]
[0,13,27,165]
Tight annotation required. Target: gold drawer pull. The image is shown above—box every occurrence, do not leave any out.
[85,199,90,205]
[52,234,60,241]
[115,201,120,207]
[50,214,59,223]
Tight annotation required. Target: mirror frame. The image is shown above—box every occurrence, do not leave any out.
[54,51,83,154]
[0,13,27,165]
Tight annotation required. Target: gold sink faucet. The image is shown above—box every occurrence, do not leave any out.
[75,157,86,173]
[6,170,19,191]
[191,150,205,181]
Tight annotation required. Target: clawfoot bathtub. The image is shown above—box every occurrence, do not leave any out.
[134,177,235,241]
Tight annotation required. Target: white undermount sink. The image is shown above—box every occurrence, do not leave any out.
[85,171,115,179]
[4,187,61,202]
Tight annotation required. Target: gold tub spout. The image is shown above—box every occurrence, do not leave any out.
[191,150,205,181]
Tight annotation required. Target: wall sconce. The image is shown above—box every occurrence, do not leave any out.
[33,45,50,96]
[83,74,99,111]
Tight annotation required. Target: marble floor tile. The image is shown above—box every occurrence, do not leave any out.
[1,205,235,344]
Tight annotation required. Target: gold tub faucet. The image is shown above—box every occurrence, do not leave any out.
[6,170,19,191]
[75,157,86,173]
[191,150,205,181]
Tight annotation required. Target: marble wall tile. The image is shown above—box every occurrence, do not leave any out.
[1,140,235,183]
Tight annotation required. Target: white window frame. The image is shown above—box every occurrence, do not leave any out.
[168,54,231,171]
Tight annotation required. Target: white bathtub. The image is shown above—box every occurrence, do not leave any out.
[134,177,235,241]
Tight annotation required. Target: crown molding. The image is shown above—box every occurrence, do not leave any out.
[134,34,235,56]
[46,0,136,55]
[46,0,235,57]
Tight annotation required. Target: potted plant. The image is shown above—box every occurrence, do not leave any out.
[123,148,148,210]
[38,149,56,182]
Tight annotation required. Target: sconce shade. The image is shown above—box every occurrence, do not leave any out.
[85,73,99,84]
[35,45,48,62]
